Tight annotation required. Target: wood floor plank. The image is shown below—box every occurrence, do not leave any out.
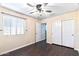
[1,40,79,56]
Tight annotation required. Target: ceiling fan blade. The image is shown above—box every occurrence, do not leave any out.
[46,10,52,13]
[44,3,48,6]
[29,11,38,14]
[27,3,34,7]
[29,12,35,14]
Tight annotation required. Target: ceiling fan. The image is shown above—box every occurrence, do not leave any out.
[27,3,52,15]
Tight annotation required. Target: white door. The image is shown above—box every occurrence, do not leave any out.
[62,20,74,48]
[52,20,62,45]
[36,22,42,42]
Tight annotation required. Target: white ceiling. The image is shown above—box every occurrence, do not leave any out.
[1,3,79,19]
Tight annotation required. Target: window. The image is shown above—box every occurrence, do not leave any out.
[3,14,26,35]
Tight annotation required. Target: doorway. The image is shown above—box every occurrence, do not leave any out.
[41,23,47,41]
[35,22,47,48]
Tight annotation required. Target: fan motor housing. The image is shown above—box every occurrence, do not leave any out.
[36,4,42,12]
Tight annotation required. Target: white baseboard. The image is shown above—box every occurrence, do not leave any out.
[47,42,52,44]
[74,48,79,53]
[0,42,35,55]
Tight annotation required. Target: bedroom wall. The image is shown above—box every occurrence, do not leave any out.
[0,6,40,55]
[41,10,79,51]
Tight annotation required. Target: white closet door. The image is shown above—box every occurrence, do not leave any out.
[52,20,62,45]
[62,20,74,48]
[36,22,42,42]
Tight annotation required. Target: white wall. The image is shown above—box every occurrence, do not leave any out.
[0,6,40,55]
[41,10,79,51]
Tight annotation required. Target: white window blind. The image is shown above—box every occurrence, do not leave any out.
[3,14,26,35]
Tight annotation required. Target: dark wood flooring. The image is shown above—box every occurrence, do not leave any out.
[1,40,79,56]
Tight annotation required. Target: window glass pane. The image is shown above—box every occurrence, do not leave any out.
[17,18,25,34]
[3,14,26,35]
[3,15,11,35]
[16,18,21,34]
[10,17,16,35]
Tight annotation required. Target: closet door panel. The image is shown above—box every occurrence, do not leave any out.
[52,20,62,45]
[62,20,74,48]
